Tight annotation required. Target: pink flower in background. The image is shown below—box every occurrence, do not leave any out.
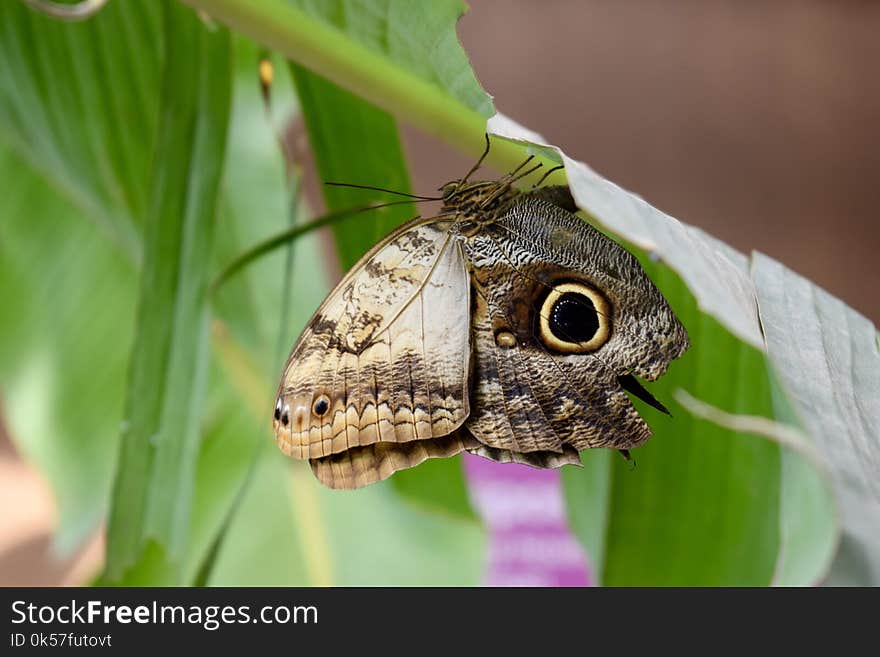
[463,454,593,587]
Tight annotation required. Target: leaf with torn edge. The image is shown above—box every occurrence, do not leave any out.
[490,115,878,584]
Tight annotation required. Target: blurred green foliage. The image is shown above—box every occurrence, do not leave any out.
[1,0,876,586]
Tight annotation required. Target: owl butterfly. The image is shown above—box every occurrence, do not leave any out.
[273,143,689,489]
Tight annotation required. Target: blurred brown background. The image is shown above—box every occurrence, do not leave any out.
[2,0,878,586]
[406,0,880,323]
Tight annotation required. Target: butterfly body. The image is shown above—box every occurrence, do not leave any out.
[274,174,689,489]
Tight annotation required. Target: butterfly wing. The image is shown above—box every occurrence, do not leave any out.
[273,217,471,482]
[308,427,582,489]
[462,191,689,453]
[308,432,479,490]
[276,182,688,488]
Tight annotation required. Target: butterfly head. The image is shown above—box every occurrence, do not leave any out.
[440,179,521,235]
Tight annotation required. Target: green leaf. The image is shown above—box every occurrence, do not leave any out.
[205,451,311,585]
[209,42,319,372]
[672,384,837,586]
[184,371,264,584]
[493,122,855,584]
[0,147,135,554]
[316,478,484,585]
[183,0,526,166]
[753,254,879,584]
[183,44,325,584]
[103,2,232,584]
[7,0,873,588]
[0,0,173,555]
[0,0,163,258]
[561,450,612,578]
[290,64,416,267]
[564,265,783,586]
[291,0,491,116]
[179,2,863,584]
[207,451,485,585]
[390,456,475,520]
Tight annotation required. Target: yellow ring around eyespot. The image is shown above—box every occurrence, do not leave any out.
[538,282,612,353]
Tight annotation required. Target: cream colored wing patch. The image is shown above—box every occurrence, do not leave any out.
[273,217,470,461]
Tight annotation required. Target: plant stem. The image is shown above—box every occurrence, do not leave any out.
[180,0,559,179]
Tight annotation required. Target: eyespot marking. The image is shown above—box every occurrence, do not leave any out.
[537,281,612,353]
[313,394,331,416]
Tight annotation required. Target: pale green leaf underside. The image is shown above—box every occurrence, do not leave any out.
[490,118,876,584]
[753,254,880,584]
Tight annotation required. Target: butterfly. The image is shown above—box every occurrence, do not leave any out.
[273,142,689,489]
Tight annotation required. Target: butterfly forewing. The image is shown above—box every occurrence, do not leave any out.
[274,217,471,461]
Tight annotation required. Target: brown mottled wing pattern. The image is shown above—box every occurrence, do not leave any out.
[273,217,471,489]
[462,191,689,453]
[275,177,689,489]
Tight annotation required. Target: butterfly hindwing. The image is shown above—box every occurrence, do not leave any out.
[461,191,689,452]
[309,432,478,490]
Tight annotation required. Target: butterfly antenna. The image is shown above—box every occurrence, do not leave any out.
[503,154,536,181]
[533,164,565,188]
[481,160,544,208]
[353,198,433,211]
[460,133,492,184]
[211,201,425,292]
[508,161,544,186]
[324,182,440,201]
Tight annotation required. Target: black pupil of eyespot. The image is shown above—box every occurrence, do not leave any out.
[274,405,281,421]
[549,292,599,343]
[314,398,329,415]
